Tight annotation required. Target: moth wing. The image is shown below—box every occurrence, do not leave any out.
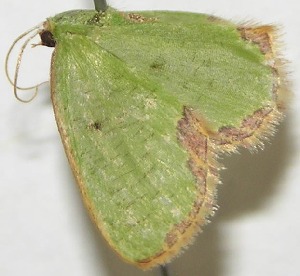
[51,33,217,267]
[97,11,281,133]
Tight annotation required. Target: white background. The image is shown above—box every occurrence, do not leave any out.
[0,1,299,276]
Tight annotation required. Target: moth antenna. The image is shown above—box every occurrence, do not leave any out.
[5,23,48,103]
[5,24,41,88]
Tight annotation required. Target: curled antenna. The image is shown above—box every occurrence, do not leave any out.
[5,23,48,103]
[94,0,108,12]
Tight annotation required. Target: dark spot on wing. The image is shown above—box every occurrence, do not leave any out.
[150,58,166,70]
[88,121,102,131]
[87,12,106,26]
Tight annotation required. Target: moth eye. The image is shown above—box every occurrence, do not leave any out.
[40,30,56,47]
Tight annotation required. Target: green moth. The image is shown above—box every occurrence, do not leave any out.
[8,4,288,270]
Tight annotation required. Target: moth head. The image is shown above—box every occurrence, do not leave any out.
[40,29,56,47]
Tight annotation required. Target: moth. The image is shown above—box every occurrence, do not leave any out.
[7,5,288,269]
